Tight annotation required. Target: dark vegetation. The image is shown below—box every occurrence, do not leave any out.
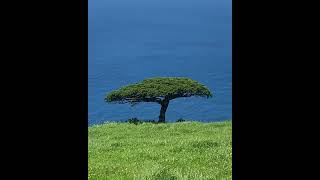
[106,77,213,123]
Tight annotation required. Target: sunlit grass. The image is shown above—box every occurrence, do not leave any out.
[89,121,232,180]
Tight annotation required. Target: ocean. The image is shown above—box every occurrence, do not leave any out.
[89,0,232,125]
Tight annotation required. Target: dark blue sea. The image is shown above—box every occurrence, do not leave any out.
[89,0,232,125]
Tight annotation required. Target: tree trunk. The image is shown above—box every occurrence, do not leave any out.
[158,99,169,123]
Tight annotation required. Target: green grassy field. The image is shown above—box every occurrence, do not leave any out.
[88,121,232,180]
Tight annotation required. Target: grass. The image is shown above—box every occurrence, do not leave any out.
[88,121,232,180]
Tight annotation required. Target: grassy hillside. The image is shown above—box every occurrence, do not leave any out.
[88,121,232,180]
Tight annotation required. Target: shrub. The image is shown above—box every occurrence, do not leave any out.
[127,118,141,125]
[176,118,186,122]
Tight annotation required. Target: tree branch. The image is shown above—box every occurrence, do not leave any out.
[124,97,163,104]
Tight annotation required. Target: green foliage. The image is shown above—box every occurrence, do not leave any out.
[88,121,232,179]
[176,118,186,122]
[127,118,141,125]
[127,118,157,124]
[105,77,213,104]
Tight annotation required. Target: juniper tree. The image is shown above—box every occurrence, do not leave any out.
[105,77,213,123]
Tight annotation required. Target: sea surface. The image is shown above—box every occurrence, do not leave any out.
[89,0,232,125]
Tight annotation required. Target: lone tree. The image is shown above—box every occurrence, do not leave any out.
[105,77,212,123]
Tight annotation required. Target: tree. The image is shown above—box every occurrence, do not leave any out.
[105,77,213,123]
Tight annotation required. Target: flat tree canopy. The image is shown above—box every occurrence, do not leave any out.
[105,77,213,122]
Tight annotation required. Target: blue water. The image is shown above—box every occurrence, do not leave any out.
[89,0,232,125]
